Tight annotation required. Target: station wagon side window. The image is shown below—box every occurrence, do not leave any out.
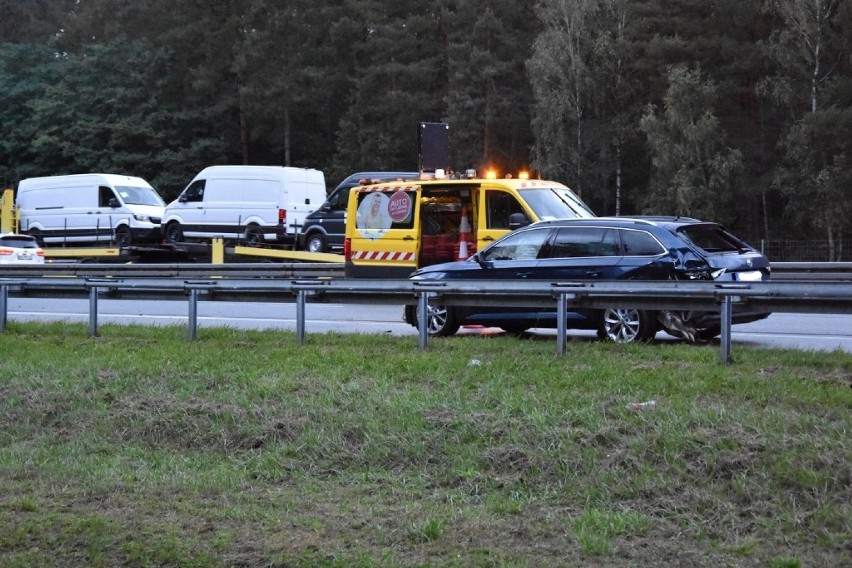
[620,229,666,256]
[99,186,118,207]
[547,227,620,258]
[485,190,526,229]
[480,228,551,261]
[182,180,205,202]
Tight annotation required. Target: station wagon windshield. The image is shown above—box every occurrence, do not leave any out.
[116,186,166,207]
[519,187,595,220]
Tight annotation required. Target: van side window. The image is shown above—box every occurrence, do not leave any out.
[485,191,525,229]
[99,186,118,207]
[327,187,349,209]
[183,180,205,202]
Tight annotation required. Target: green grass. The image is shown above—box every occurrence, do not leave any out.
[0,322,850,566]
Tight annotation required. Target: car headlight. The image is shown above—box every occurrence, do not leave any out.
[133,214,151,222]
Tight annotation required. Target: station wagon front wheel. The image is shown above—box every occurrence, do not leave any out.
[410,303,459,337]
[599,308,657,343]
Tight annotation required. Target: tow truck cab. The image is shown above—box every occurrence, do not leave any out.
[343,171,595,278]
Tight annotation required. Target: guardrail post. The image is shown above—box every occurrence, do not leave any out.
[556,293,568,356]
[719,295,733,364]
[88,286,99,337]
[188,288,198,340]
[0,284,7,330]
[417,292,430,351]
[296,289,307,344]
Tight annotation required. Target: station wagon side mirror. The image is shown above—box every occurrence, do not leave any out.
[509,212,530,230]
[474,253,493,269]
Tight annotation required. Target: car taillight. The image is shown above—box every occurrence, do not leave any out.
[344,238,351,261]
[37,250,45,257]
[0,247,13,255]
[278,208,286,225]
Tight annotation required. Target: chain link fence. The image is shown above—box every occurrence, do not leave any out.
[745,239,851,262]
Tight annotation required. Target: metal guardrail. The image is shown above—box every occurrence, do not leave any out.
[0,260,848,280]
[2,274,852,364]
[3,262,346,279]
[770,262,852,281]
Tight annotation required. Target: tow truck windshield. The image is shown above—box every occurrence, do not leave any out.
[518,186,595,220]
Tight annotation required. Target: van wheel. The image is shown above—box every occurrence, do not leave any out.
[114,226,132,248]
[598,308,657,343]
[244,226,264,247]
[164,222,184,244]
[306,233,327,253]
[28,228,45,247]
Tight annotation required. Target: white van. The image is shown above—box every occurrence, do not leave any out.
[15,173,166,247]
[161,165,326,245]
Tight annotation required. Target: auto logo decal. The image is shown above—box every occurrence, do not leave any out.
[746,259,752,268]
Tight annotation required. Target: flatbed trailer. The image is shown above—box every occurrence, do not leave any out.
[3,188,341,264]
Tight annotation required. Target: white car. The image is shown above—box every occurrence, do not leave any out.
[0,233,45,264]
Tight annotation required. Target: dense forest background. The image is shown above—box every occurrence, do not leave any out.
[0,0,850,256]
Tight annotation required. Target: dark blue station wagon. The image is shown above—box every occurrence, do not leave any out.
[404,217,772,343]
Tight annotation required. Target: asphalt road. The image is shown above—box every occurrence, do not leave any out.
[6,297,852,353]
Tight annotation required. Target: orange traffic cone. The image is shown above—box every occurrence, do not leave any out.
[456,206,474,261]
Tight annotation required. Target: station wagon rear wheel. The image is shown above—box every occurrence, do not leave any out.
[599,308,657,343]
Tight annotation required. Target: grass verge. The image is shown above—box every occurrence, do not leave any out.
[0,322,850,567]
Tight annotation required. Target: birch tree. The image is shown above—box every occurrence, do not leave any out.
[640,66,743,222]
[764,0,850,257]
[527,0,597,196]
[527,0,641,213]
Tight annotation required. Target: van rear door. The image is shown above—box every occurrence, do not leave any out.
[346,187,419,278]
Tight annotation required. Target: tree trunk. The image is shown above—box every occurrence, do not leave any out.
[283,103,291,167]
[615,142,622,216]
[828,226,835,261]
[238,79,250,165]
[762,189,769,240]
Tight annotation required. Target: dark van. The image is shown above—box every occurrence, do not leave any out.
[299,171,418,253]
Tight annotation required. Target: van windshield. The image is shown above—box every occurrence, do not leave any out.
[518,187,595,219]
[116,185,166,207]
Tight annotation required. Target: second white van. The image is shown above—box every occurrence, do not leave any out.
[15,173,166,247]
[162,165,326,245]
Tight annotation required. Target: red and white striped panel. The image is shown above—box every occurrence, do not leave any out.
[351,250,416,262]
[519,180,554,189]
[358,185,419,194]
